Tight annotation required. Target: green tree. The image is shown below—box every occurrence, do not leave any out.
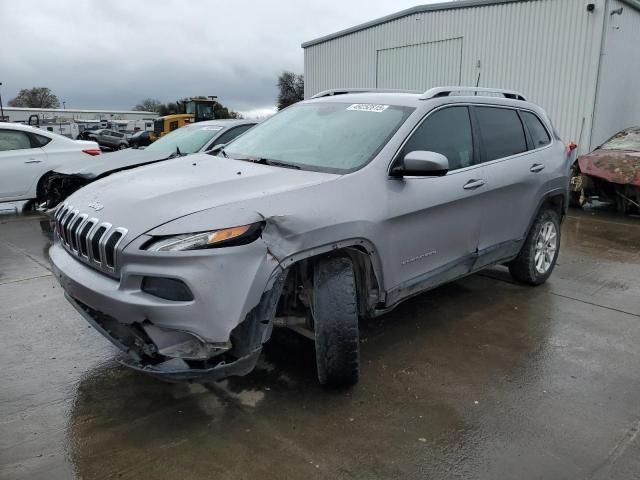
[8,87,60,108]
[133,97,242,119]
[277,71,304,110]
[213,102,243,119]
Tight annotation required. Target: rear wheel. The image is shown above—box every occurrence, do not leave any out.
[118,143,127,150]
[508,209,561,285]
[312,257,360,386]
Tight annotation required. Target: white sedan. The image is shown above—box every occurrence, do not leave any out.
[0,122,100,204]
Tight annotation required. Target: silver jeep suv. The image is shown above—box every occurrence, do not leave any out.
[50,87,570,386]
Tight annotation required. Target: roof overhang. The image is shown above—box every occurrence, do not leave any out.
[302,0,640,48]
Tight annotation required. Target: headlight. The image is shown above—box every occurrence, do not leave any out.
[144,223,262,252]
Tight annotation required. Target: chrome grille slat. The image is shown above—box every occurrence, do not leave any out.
[54,205,128,274]
[58,207,73,244]
[72,214,89,253]
[79,218,97,258]
[62,209,79,246]
[69,214,85,252]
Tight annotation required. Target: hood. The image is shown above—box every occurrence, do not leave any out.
[63,154,338,240]
[578,149,640,187]
[53,148,173,178]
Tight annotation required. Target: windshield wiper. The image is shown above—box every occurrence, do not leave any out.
[167,146,185,159]
[239,157,301,170]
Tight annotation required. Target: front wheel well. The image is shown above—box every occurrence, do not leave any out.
[275,246,381,321]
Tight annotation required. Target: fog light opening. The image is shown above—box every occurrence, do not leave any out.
[141,277,194,301]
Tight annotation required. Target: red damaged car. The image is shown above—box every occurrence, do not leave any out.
[571,127,640,214]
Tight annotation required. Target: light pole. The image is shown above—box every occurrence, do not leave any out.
[62,101,66,109]
[0,82,5,121]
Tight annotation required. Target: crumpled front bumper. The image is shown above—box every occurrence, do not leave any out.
[50,238,282,381]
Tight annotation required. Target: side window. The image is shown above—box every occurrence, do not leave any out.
[32,133,52,147]
[475,107,527,161]
[521,111,551,149]
[214,125,255,147]
[169,121,179,131]
[401,107,473,171]
[0,130,33,152]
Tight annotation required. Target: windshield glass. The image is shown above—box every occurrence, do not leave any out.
[600,127,640,151]
[224,102,414,172]
[146,124,223,154]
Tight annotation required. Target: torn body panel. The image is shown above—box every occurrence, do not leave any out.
[578,151,640,187]
[574,132,640,213]
[38,149,174,209]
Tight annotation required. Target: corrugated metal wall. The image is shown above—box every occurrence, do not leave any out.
[591,0,640,148]
[304,0,611,152]
[376,38,463,89]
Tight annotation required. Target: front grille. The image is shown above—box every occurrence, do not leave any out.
[54,203,128,274]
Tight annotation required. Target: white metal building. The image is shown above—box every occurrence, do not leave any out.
[302,0,640,153]
[1,107,158,123]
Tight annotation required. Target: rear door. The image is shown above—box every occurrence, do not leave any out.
[384,106,489,301]
[0,129,47,200]
[472,106,551,267]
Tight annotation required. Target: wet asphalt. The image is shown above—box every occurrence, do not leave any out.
[1,205,639,480]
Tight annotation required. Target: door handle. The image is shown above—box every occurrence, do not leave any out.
[463,179,486,190]
[24,159,42,164]
[530,163,545,173]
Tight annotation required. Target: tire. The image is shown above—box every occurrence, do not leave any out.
[118,143,127,150]
[508,209,561,285]
[312,256,360,386]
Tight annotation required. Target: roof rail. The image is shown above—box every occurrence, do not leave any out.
[311,88,420,99]
[420,86,527,101]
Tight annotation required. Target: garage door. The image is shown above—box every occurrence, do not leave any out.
[376,38,463,91]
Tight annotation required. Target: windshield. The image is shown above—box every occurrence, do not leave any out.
[600,127,640,151]
[224,102,414,172]
[146,124,223,154]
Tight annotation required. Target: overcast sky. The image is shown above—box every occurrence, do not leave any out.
[1,0,443,118]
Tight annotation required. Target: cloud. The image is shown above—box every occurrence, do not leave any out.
[1,0,440,112]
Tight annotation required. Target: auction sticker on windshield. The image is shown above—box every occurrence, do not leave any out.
[347,104,389,113]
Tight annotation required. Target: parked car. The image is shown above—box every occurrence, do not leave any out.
[49,87,571,386]
[0,122,100,204]
[87,129,129,150]
[570,127,640,213]
[128,130,157,148]
[77,125,102,140]
[38,119,256,208]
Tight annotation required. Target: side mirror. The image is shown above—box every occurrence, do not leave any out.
[390,151,449,177]
[206,143,227,155]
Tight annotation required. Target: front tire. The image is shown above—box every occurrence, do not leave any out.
[313,257,360,386]
[508,209,561,285]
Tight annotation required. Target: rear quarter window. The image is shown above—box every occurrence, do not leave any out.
[32,133,52,147]
[521,111,551,149]
[475,107,527,162]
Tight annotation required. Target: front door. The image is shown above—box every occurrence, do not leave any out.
[383,106,488,303]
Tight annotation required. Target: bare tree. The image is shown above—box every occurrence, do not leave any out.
[8,87,60,108]
[277,71,304,110]
[133,98,163,113]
